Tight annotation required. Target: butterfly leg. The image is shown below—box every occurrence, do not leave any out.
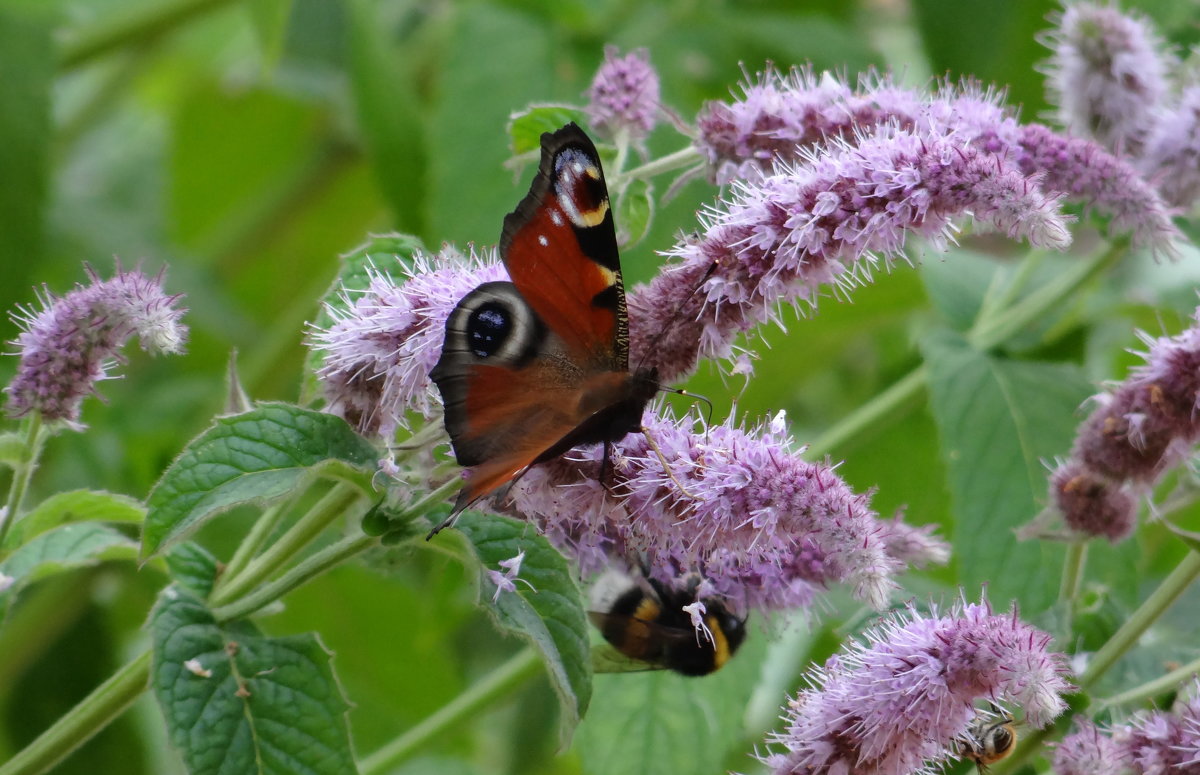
[641,427,702,501]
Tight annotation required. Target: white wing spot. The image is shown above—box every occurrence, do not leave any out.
[550,211,564,227]
[537,235,548,247]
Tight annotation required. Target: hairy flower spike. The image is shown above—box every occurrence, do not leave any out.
[1048,460,1137,542]
[1042,2,1169,155]
[1054,720,1129,775]
[1140,84,1200,210]
[1114,679,1200,775]
[509,408,919,612]
[761,599,1072,775]
[310,247,505,438]
[4,265,188,426]
[631,126,1071,380]
[585,46,660,143]
[693,66,1178,256]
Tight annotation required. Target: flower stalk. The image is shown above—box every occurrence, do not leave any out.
[0,415,45,549]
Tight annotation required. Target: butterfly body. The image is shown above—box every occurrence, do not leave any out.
[431,124,656,519]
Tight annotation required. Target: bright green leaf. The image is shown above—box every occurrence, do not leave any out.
[142,403,378,558]
[509,105,587,156]
[921,328,1093,612]
[3,489,145,549]
[151,586,356,775]
[248,0,293,66]
[615,178,653,249]
[454,511,591,746]
[0,523,136,620]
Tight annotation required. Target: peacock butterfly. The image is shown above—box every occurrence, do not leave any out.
[429,123,658,534]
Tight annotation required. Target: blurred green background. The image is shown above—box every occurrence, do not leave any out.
[2,0,1200,773]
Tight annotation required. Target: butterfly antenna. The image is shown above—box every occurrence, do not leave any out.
[641,427,702,501]
[633,260,719,376]
[657,385,714,425]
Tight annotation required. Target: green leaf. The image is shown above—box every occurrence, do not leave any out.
[508,105,588,156]
[919,249,1001,332]
[248,0,293,66]
[921,328,1094,612]
[0,430,24,470]
[454,511,591,746]
[166,542,221,597]
[302,232,426,403]
[0,524,136,620]
[0,10,50,321]
[574,634,767,775]
[346,0,428,237]
[615,178,653,249]
[3,489,145,549]
[151,586,356,775]
[142,403,379,558]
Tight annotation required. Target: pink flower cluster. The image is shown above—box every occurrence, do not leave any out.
[1047,306,1200,542]
[585,46,660,143]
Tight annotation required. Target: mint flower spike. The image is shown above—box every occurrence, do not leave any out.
[1114,677,1200,774]
[759,598,1072,775]
[4,264,188,427]
[510,407,937,613]
[585,45,660,144]
[1140,84,1200,210]
[1042,305,1200,542]
[309,247,505,438]
[694,65,1179,258]
[630,124,1072,381]
[1041,2,1170,156]
[1053,719,1128,775]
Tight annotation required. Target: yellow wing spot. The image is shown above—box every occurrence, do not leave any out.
[596,264,617,286]
[574,197,609,228]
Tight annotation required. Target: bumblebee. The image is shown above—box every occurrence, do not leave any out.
[588,573,747,676]
[961,706,1017,773]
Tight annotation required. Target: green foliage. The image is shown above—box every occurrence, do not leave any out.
[142,404,379,557]
[0,524,136,621]
[150,585,356,775]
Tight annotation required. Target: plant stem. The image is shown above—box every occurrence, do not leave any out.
[215,501,288,594]
[1058,540,1088,616]
[1080,549,1200,690]
[804,366,928,460]
[359,648,542,775]
[0,415,46,548]
[208,483,362,608]
[1096,653,1200,710]
[213,533,377,622]
[0,650,151,775]
[58,0,237,71]
[618,144,703,184]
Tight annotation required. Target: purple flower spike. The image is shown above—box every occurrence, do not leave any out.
[630,125,1071,380]
[1115,679,1200,775]
[1054,720,1129,775]
[5,264,188,427]
[1141,85,1200,209]
[877,512,951,569]
[310,247,506,438]
[1042,2,1169,155]
[760,598,1072,775]
[585,46,660,143]
[510,408,906,612]
[1048,460,1137,543]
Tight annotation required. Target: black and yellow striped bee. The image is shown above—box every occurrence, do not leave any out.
[961,706,1017,773]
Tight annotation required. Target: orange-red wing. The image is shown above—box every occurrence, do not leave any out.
[500,124,627,370]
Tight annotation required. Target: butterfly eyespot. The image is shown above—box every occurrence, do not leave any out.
[466,302,513,358]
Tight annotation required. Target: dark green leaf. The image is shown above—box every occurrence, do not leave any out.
[166,542,221,597]
[919,249,1002,332]
[0,524,136,620]
[347,0,428,236]
[302,233,426,403]
[3,489,145,549]
[615,178,653,249]
[508,105,588,156]
[921,329,1093,612]
[151,586,356,775]
[142,403,378,558]
[454,511,591,746]
[0,10,50,319]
